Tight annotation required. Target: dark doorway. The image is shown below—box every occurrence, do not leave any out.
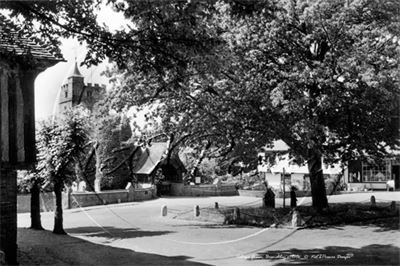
[392,165,400,190]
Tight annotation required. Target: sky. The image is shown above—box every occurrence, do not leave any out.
[34,4,128,120]
[34,39,109,119]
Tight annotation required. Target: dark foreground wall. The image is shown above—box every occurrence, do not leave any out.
[0,169,17,264]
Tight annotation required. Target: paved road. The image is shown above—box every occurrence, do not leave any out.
[18,192,400,265]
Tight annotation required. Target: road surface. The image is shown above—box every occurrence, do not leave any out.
[18,192,400,265]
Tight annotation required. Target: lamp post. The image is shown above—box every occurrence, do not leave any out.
[282,167,286,208]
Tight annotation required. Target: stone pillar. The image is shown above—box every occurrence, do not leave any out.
[161,205,168,217]
[0,167,17,264]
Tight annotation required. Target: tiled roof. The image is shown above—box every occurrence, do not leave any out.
[0,14,64,62]
[263,140,290,152]
[132,142,169,175]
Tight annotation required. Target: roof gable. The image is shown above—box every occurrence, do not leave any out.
[132,142,169,175]
[263,140,290,152]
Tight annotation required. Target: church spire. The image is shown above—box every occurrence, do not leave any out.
[68,58,83,78]
[62,58,83,85]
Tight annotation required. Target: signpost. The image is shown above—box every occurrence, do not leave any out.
[281,168,292,208]
[282,167,286,208]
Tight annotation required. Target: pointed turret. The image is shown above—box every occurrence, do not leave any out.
[68,60,83,78]
[59,59,84,114]
[62,59,83,85]
[57,58,105,116]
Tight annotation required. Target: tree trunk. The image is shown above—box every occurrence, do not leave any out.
[307,148,328,212]
[127,160,137,185]
[94,149,102,192]
[30,180,43,230]
[190,141,212,179]
[75,162,84,182]
[53,180,66,234]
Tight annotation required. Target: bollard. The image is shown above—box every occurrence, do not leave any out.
[370,195,376,208]
[233,207,240,221]
[194,205,200,217]
[291,210,301,228]
[215,202,219,209]
[161,205,168,217]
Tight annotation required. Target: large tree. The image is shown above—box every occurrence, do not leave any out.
[4,0,400,211]
[105,0,400,210]
[36,110,88,234]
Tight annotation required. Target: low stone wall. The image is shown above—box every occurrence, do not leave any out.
[17,194,30,213]
[17,184,157,213]
[238,190,319,198]
[170,183,238,197]
[237,190,265,198]
[17,192,65,213]
[347,182,387,191]
[69,190,128,208]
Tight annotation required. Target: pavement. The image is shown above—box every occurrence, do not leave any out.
[17,192,400,265]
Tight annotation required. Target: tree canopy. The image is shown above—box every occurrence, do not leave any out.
[3,0,400,209]
[108,0,400,210]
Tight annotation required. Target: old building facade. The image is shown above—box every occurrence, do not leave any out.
[346,97,400,191]
[0,14,63,264]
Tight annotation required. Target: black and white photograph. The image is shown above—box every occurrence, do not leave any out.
[0,0,399,265]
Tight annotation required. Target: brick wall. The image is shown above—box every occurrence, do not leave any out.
[69,190,128,208]
[69,187,156,208]
[170,183,238,197]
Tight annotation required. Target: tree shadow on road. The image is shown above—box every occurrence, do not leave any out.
[66,226,173,239]
[303,217,399,232]
[255,244,400,265]
[18,228,208,265]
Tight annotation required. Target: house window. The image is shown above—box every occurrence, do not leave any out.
[361,161,390,182]
[65,90,68,98]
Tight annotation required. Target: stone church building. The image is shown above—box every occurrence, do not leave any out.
[58,60,106,115]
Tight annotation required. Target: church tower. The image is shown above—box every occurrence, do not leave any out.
[58,60,105,115]
[59,60,84,113]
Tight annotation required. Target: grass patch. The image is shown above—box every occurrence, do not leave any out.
[173,202,399,229]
